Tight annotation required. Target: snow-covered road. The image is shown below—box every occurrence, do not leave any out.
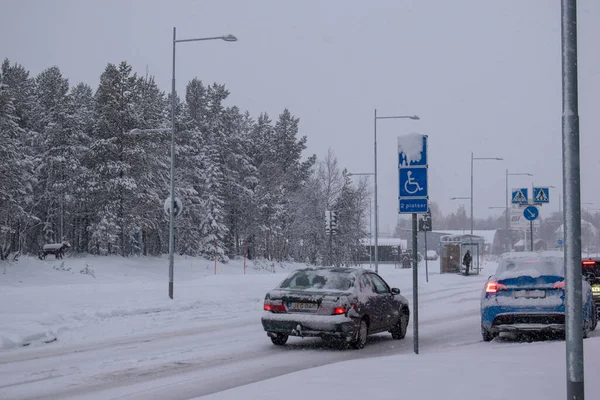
[0,256,497,400]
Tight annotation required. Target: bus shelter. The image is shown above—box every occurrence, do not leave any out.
[439,234,485,275]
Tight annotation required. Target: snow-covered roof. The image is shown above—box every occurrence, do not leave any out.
[554,219,598,236]
[433,230,497,244]
[360,238,408,248]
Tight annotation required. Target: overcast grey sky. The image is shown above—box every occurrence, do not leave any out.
[2,0,599,234]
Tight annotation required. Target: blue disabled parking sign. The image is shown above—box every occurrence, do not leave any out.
[398,134,428,214]
[399,168,428,197]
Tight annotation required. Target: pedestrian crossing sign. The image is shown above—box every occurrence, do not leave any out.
[512,188,528,205]
[533,187,550,204]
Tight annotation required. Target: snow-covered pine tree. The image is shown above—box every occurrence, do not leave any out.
[221,107,258,258]
[126,74,167,255]
[197,83,230,261]
[30,66,73,245]
[245,112,275,260]
[172,79,207,256]
[90,62,154,256]
[247,109,316,261]
[0,59,36,131]
[288,174,326,265]
[332,172,370,266]
[0,71,35,259]
[198,142,229,261]
[66,83,95,253]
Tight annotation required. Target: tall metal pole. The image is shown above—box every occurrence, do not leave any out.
[562,0,584,398]
[329,232,333,266]
[373,109,379,273]
[529,220,534,251]
[560,193,564,249]
[470,152,474,238]
[424,229,428,283]
[369,198,372,269]
[60,195,64,242]
[505,170,510,252]
[412,213,419,354]
[169,27,177,299]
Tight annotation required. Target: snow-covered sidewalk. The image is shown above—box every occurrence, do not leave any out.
[199,336,600,400]
[0,255,296,350]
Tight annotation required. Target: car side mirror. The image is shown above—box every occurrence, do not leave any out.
[391,288,401,295]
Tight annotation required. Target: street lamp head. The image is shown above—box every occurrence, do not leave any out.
[128,128,142,136]
[221,34,238,42]
[409,115,420,120]
[494,158,503,161]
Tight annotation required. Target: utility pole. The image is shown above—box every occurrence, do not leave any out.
[561,0,584,398]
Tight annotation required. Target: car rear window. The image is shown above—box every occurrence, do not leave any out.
[495,257,565,279]
[279,270,355,291]
[582,260,600,280]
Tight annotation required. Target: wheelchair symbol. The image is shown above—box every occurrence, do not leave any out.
[404,171,423,195]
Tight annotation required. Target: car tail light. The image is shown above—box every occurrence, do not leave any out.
[583,261,596,266]
[264,299,286,313]
[485,281,507,293]
[333,307,346,315]
[553,281,566,290]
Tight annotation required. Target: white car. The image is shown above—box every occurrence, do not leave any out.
[425,250,438,261]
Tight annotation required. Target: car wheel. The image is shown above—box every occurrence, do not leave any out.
[481,325,496,342]
[270,333,289,345]
[352,318,368,349]
[391,312,409,340]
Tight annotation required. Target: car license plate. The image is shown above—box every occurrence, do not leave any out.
[515,290,546,298]
[288,302,318,311]
[592,286,600,293]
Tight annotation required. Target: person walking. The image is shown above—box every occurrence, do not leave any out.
[463,250,472,276]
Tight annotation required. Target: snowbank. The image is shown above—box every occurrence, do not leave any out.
[0,255,301,350]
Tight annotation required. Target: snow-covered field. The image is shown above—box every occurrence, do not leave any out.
[0,255,598,400]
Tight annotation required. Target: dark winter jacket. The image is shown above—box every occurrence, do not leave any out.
[463,252,472,266]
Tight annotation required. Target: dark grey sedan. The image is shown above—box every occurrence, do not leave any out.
[261,267,410,349]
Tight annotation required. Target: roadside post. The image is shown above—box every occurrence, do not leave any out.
[398,133,428,355]
[561,0,584,397]
[419,210,432,282]
[163,196,183,297]
[325,211,338,266]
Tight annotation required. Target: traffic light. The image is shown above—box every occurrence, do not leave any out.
[325,210,339,236]
[419,211,432,232]
[331,211,338,235]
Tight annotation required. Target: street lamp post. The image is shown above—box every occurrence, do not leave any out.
[505,171,533,252]
[451,197,472,232]
[373,110,419,274]
[470,153,503,239]
[168,28,237,299]
[346,172,375,269]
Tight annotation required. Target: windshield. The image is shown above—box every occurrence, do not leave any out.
[496,257,565,279]
[279,270,355,291]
